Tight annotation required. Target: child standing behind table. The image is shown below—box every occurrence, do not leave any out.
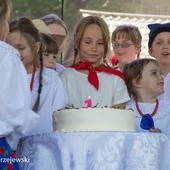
[6,17,68,170]
[32,18,64,73]
[123,58,170,134]
[111,24,142,69]
[41,14,68,70]
[60,15,130,108]
[7,17,68,135]
[41,32,65,73]
[148,22,170,101]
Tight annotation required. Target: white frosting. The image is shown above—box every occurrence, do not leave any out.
[53,108,135,132]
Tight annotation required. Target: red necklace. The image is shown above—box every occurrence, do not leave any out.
[135,99,159,117]
[30,66,36,91]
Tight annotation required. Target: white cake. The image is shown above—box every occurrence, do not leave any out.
[53,108,135,132]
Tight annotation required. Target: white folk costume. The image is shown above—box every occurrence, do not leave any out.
[28,68,68,135]
[126,99,170,134]
[158,73,170,102]
[16,68,68,169]
[55,63,66,74]
[0,41,39,150]
[60,67,130,108]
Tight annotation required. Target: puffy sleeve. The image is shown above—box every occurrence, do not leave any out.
[0,43,39,139]
[112,76,130,105]
[51,72,68,111]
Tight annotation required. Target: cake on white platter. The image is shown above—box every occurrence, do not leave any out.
[53,108,135,132]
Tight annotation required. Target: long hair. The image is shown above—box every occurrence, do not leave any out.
[9,17,43,112]
[73,15,110,64]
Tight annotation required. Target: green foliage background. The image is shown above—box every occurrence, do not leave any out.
[11,0,170,32]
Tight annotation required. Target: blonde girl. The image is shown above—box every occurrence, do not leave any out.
[60,15,130,108]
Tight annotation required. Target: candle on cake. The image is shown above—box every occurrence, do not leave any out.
[85,96,92,107]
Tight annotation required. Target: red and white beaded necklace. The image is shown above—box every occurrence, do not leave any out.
[30,66,36,91]
[135,99,159,117]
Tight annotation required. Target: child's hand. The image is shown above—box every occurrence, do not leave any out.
[112,103,125,109]
[149,128,161,133]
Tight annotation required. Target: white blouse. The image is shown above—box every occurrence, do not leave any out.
[158,72,170,102]
[60,68,130,108]
[0,41,39,149]
[28,68,68,135]
[126,99,170,134]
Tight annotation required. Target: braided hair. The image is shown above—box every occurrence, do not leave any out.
[9,17,44,112]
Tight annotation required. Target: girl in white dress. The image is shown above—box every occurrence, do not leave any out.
[123,58,170,134]
[0,1,39,169]
[6,17,68,169]
[60,16,130,109]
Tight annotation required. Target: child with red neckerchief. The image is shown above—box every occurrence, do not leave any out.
[123,58,170,134]
[60,15,130,109]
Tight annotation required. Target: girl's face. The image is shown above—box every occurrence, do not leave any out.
[149,32,170,72]
[78,24,105,67]
[140,62,164,98]
[112,36,140,67]
[6,31,38,69]
[43,52,56,69]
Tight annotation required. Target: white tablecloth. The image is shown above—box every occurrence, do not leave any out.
[16,131,170,170]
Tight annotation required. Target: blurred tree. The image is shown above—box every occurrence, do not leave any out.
[11,0,170,31]
[11,0,62,19]
[11,0,170,66]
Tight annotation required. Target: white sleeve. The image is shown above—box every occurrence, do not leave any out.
[0,48,39,137]
[112,77,130,105]
[51,75,68,111]
[164,74,170,101]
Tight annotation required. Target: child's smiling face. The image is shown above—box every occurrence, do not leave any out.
[112,35,140,67]
[149,32,170,73]
[78,24,105,67]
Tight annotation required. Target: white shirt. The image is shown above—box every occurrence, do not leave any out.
[158,73,170,102]
[60,68,130,108]
[55,63,66,74]
[126,99,170,134]
[28,68,68,135]
[0,41,39,149]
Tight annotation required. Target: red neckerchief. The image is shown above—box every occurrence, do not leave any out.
[30,66,36,91]
[71,62,125,90]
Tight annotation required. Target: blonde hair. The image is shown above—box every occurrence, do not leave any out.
[74,15,110,62]
[112,25,142,59]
